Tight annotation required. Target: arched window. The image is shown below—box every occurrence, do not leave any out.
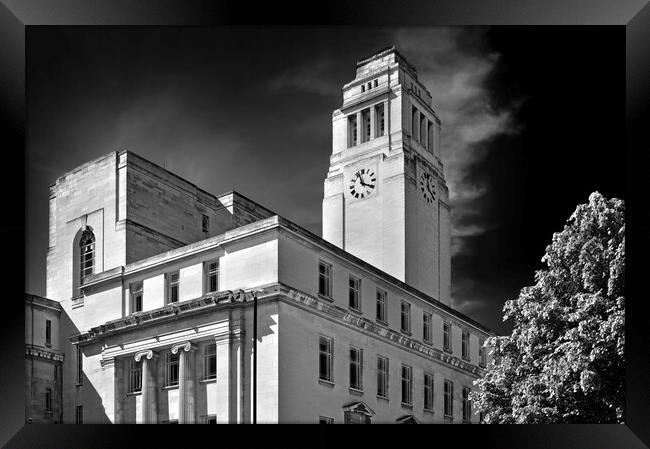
[79,229,95,282]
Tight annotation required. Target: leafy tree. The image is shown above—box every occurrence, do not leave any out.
[472,192,625,423]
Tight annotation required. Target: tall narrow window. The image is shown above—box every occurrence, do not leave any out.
[79,229,95,282]
[318,261,332,298]
[423,312,432,343]
[479,340,487,368]
[420,115,427,145]
[130,282,143,313]
[424,373,434,411]
[128,359,142,393]
[348,115,358,147]
[462,330,470,361]
[319,336,333,382]
[349,347,363,391]
[75,405,83,424]
[376,288,387,323]
[400,301,411,333]
[427,121,434,153]
[377,356,389,398]
[45,388,52,412]
[463,387,472,422]
[202,214,209,233]
[205,261,219,293]
[361,108,371,143]
[375,104,385,137]
[167,272,179,304]
[164,352,179,387]
[45,319,52,346]
[443,321,452,352]
[411,106,418,140]
[76,345,83,385]
[204,343,217,380]
[373,79,378,88]
[348,275,361,311]
[444,380,454,418]
[401,364,413,405]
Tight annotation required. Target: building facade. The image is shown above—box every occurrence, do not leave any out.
[27,46,493,424]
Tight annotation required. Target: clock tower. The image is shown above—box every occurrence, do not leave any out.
[322,46,451,306]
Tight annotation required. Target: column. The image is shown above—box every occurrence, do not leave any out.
[135,350,158,424]
[214,329,244,424]
[171,341,197,424]
[100,357,122,423]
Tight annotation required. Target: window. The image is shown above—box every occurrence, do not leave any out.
[348,115,358,147]
[45,320,52,346]
[164,352,179,387]
[45,388,52,412]
[348,275,361,311]
[205,260,219,293]
[361,108,371,143]
[79,229,95,282]
[444,380,454,418]
[400,301,411,333]
[424,373,434,411]
[423,312,432,343]
[319,416,334,424]
[376,288,387,322]
[373,79,378,88]
[462,330,470,361]
[202,214,209,233]
[411,106,418,140]
[401,364,413,405]
[75,405,83,424]
[167,272,179,304]
[367,82,371,90]
[130,282,143,313]
[204,343,216,380]
[377,356,389,398]
[319,336,333,382]
[420,115,427,145]
[205,415,217,424]
[463,387,472,422]
[128,359,142,393]
[479,340,487,368]
[318,261,332,298]
[427,121,434,153]
[76,345,83,385]
[361,84,365,92]
[443,321,452,352]
[375,103,385,137]
[349,347,363,390]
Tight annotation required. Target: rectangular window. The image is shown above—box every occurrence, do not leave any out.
[348,275,361,311]
[202,214,209,233]
[376,288,387,323]
[76,345,83,385]
[428,121,434,153]
[361,108,371,143]
[45,388,52,412]
[319,416,334,424]
[423,312,432,343]
[204,343,217,380]
[319,336,333,382]
[373,79,378,88]
[348,114,358,147]
[164,352,179,387]
[424,373,434,411]
[349,347,363,391]
[479,340,487,368]
[463,387,472,422]
[75,405,83,424]
[412,106,418,140]
[444,379,454,418]
[443,321,452,352]
[401,364,413,405]
[420,115,427,145]
[205,415,216,424]
[377,356,389,398]
[167,272,179,303]
[400,301,411,333]
[462,330,470,361]
[318,261,332,298]
[375,104,385,137]
[128,359,142,393]
[45,319,52,346]
[130,282,143,313]
[205,261,219,293]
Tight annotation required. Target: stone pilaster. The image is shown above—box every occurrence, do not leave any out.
[215,329,243,424]
[135,350,158,424]
[171,341,197,424]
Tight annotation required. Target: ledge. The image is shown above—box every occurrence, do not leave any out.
[401,402,413,410]
[199,378,216,384]
[318,379,335,388]
[318,294,334,303]
[349,388,364,396]
[161,385,179,391]
[377,395,389,402]
[347,307,363,316]
[126,391,142,397]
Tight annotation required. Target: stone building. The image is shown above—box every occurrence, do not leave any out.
[27,46,494,424]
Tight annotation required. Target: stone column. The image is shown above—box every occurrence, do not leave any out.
[171,341,197,424]
[135,350,158,424]
[100,357,123,423]
[215,329,244,424]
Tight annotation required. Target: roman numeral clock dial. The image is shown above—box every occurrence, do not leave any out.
[420,171,436,203]
[349,168,376,199]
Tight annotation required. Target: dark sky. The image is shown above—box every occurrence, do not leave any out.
[26,26,624,334]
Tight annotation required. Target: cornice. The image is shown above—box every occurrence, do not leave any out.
[25,344,64,362]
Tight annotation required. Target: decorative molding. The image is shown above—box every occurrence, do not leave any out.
[134,349,158,362]
[171,341,197,354]
[25,344,64,362]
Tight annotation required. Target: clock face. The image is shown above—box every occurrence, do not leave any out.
[420,172,436,203]
[349,168,376,199]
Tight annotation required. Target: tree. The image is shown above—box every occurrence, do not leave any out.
[471,192,625,423]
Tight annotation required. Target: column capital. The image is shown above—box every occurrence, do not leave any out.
[134,349,159,362]
[171,341,198,354]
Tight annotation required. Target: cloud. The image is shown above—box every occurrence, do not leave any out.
[267,60,341,97]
